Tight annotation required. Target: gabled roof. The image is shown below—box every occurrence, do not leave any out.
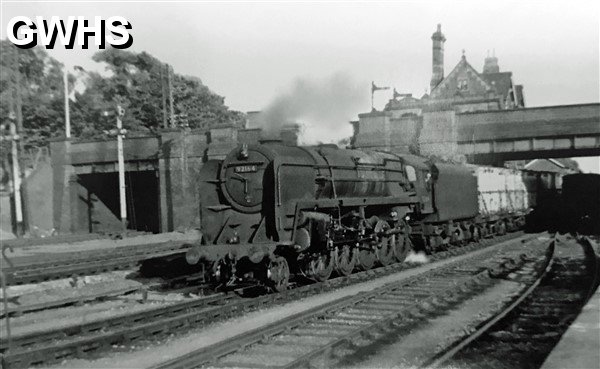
[524,158,579,173]
[430,56,493,98]
[385,96,422,110]
[480,72,513,100]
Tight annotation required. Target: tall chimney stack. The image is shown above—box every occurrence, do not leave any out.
[430,24,446,92]
[483,49,500,73]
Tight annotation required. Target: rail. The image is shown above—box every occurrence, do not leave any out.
[0,232,528,368]
[149,234,551,369]
[3,241,192,286]
[425,235,556,368]
[424,234,599,368]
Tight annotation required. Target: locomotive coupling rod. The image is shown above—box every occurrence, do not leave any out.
[378,228,404,238]
[387,228,403,235]
[355,228,404,244]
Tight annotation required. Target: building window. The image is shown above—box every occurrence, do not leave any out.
[405,165,417,182]
[458,79,468,91]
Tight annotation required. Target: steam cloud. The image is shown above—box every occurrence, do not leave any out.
[257,73,369,145]
[405,250,430,264]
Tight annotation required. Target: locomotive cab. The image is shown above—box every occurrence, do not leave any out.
[397,154,434,215]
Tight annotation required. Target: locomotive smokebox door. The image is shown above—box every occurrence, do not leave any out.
[221,146,272,214]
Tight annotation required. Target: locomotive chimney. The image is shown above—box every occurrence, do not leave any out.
[280,123,301,146]
[430,24,446,92]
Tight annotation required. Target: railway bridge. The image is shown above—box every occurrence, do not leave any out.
[353,103,600,166]
[456,103,600,166]
[20,127,269,236]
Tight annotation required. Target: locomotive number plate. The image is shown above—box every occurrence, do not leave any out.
[234,165,258,173]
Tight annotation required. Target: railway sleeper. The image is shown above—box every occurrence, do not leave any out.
[515,311,577,320]
[268,335,324,347]
[241,341,311,357]
[273,334,332,347]
[366,297,418,306]
[325,316,376,325]
[398,285,463,293]
[289,328,349,338]
[336,311,383,321]
[511,320,573,331]
[358,302,409,312]
[218,353,293,367]
[488,331,563,342]
[523,301,579,310]
[308,320,363,330]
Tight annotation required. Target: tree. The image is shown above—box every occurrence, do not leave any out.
[0,40,67,149]
[72,49,244,136]
[1,43,245,147]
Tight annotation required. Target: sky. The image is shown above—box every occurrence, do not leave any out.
[1,0,599,172]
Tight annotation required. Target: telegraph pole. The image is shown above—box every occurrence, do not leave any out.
[6,117,23,237]
[9,45,25,236]
[166,64,175,127]
[63,67,71,138]
[161,66,168,129]
[115,105,128,231]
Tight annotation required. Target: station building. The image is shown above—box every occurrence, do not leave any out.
[352,24,526,158]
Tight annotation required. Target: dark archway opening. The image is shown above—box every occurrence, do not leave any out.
[78,170,160,233]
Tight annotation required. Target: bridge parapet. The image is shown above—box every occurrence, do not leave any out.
[456,103,600,165]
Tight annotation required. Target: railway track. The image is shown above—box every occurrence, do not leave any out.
[0,232,528,368]
[149,235,552,369]
[0,285,141,318]
[2,241,192,286]
[426,235,600,369]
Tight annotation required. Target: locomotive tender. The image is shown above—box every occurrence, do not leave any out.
[560,173,600,235]
[184,141,555,291]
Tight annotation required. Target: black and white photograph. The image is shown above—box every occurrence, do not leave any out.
[0,1,599,368]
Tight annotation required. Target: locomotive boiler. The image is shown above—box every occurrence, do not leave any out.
[184,141,485,291]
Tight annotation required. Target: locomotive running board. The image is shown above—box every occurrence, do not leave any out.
[294,194,418,209]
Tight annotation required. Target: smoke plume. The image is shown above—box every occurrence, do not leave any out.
[258,73,369,145]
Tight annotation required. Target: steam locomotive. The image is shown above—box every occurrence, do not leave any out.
[184,141,558,291]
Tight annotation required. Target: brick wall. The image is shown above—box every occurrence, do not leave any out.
[419,109,459,159]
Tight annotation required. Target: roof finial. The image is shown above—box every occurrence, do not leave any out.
[461,49,466,60]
